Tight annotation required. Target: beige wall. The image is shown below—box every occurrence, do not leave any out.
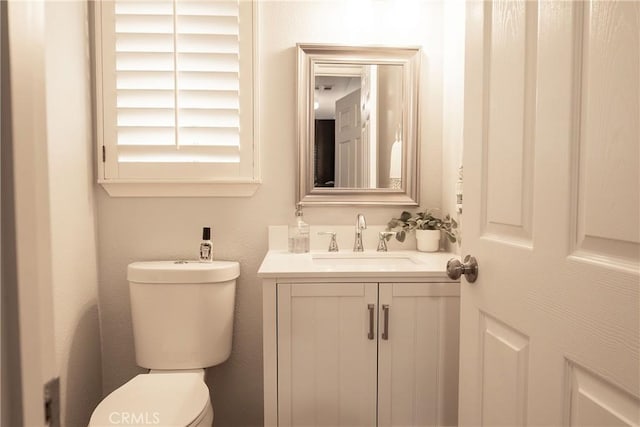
[45,1,102,425]
[96,2,445,425]
[1,2,23,423]
[442,0,466,253]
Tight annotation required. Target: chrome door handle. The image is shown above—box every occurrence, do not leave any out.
[446,255,479,283]
[381,304,390,340]
[367,304,375,340]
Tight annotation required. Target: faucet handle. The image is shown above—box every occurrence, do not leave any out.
[356,213,367,230]
[377,231,396,252]
[317,231,339,252]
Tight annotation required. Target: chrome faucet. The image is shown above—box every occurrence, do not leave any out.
[353,213,367,252]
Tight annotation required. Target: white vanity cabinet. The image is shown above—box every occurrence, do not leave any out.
[277,282,378,427]
[262,276,460,427]
[377,282,460,427]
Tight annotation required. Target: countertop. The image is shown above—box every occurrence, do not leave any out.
[257,250,460,280]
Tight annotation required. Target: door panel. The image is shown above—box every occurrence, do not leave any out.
[335,89,362,187]
[378,283,460,427]
[484,0,536,245]
[277,283,378,427]
[566,363,639,427]
[571,1,639,268]
[460,1,639,426]
[479,314,530,427]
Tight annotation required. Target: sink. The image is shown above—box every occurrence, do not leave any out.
[311,252,421,267]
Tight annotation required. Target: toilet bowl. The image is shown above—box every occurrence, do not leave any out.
[90,260,239,427]
[89,370,213,427]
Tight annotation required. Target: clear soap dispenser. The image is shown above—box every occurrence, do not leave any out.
[288,203,310,253]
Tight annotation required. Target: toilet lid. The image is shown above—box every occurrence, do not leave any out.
[89,372,210,426]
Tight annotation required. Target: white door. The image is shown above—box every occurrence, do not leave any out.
[277,283,378,427]
[335,89,362,187]
[459,1,639,426]
[7,0,57,425]
[377,283,460,427]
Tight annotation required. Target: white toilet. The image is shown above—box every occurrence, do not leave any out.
[90,260,239,427]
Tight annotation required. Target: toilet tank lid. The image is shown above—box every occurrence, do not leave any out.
[89,372,210,426]
[128,260,240,284]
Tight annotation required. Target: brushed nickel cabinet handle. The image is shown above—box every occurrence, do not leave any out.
[382,304,390,340]
[367,304,375,340]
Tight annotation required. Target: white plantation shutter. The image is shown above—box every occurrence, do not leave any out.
[96,0,256,186]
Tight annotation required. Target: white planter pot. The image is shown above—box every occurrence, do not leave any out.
[415,229,441,252]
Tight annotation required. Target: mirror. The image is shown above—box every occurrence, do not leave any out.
[297,44,421,205]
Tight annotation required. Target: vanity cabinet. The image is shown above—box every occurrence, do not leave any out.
[277,282,378,426]
[265,279,460,427]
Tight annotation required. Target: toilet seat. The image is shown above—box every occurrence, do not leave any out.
[89,372,210,426]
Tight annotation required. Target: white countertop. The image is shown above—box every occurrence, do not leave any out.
[258,249,459,280]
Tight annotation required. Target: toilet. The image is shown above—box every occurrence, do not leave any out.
[90,260,240,426]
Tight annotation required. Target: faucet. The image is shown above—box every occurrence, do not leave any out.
[353,213,367,252]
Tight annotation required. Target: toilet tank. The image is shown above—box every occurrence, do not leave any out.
[127,260,240,370]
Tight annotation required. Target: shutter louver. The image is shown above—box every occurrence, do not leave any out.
[109,0,243,177]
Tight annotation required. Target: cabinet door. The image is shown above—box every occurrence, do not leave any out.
[378,283,460,427]
[277,282,378,427]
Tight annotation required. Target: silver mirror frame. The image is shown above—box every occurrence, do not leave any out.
[296,44,421,206]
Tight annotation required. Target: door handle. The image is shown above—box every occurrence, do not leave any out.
[446,255,479,283]
[367,304,375,340]
[381,304,390,340]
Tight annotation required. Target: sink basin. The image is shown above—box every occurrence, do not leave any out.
[311,253,420,267]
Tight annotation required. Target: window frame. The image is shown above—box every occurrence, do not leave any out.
[93,0,260,197]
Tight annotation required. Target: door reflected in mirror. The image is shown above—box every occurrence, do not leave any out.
[313,63,403,190]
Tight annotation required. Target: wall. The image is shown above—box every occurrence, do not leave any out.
[96,2,444,425]
[44,1,103,425]
[3,0,59,421]
[1,1,23,422]
[442,0,466,253]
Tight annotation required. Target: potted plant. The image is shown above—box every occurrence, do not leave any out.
[386,209,459,252]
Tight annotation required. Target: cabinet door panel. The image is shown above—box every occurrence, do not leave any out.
[378,283,460,427]
[277,283,378,427]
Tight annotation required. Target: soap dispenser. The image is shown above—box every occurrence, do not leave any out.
[288,203,310,253]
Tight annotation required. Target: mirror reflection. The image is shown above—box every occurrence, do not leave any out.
[313,63,404,189]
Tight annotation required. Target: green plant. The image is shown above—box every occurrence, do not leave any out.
[386,209,459,243]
